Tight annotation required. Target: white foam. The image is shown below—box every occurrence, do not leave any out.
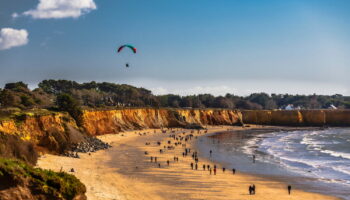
[321,150,350,160]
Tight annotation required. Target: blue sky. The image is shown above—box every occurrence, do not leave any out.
[0,0,349,96]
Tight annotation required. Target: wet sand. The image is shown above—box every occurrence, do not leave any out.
[37,125,340,200]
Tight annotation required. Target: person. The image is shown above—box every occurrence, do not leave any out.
[249,185,252,195]
[252,184,256,194]
[151,156,153,162]
[167,160,170,166]
[213,167,216,175]
[203,164,206,170]
[232,168,236,174]
[253,155,256,163]
[158,163,161,168]
[288,185,292,195]
[209,168,212,175]
[195,163,198,170]
[155,157,157,163]
[222,167,225,173]
[191,163,194,170]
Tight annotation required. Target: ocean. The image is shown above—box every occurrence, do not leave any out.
[196,128,350,200]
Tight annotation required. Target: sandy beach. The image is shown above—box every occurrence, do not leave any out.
[37,126,340,200]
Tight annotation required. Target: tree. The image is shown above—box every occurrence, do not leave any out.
[0,89,17,107]
[20,95,35,107]
[56,93,83,126]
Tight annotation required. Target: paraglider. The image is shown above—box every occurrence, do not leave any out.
[117,44,136,68]
[117,44,136,54]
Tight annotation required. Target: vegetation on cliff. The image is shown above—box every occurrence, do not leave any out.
[0,158,86,200]
[1,80,350,111]
[0,133,38,165]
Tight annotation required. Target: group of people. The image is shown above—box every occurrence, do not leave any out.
[145,127,293,196]
[249,184,256,195]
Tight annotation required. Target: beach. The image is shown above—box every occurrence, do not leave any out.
[37,126,340,200]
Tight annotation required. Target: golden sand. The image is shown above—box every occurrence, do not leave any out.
[37,126,339,200]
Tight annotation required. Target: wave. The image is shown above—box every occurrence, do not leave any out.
[245,129,350,186]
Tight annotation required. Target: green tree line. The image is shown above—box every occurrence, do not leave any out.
[0,80,350,111]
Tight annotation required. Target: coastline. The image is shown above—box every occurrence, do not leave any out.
[195,127,349,200]
[37,126,340,200]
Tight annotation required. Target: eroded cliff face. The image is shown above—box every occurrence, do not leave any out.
[82,108,243,135]
[241,110,350,126]
[0,113,85,154]
[0,108,349,154]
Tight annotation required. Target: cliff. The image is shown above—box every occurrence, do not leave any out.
[241,109,350,126]
[1,108,350,199]
[0,108,242,156]
[0,112,85,155]
[1,109,350,153]
[82,108,243,135]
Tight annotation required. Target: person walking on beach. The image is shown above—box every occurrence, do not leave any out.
[287,185,292,195]
[167,160,170,166]
[232,168,236,174]
[203,164,206,170]
[222,167,225,173]
[191,163,194,170]
[252,184,256,194]
[155,157,157,163]
[213,167,217,175]
[249,185,252,195]
[151,156,153,162]
[195,163,198,170]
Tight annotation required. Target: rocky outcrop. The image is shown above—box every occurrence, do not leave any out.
[0,112,87,154]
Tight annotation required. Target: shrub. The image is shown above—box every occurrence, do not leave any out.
[0,133,38,164]
[0,158,86,200]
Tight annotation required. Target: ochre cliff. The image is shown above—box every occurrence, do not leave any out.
[0,112,85,154]
[81,108,243,135]
[241,109,350,126]
[0,108,350,154]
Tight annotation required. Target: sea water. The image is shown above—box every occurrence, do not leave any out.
[196,128,350,199]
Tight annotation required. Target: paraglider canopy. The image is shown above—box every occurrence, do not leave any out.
[117,44,137,54]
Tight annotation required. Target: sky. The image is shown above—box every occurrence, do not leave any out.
[0,0,349,96]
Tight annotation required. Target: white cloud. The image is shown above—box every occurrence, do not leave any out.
[23,0,97,19]
[12,13,19,18]
[0,28,29,50]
